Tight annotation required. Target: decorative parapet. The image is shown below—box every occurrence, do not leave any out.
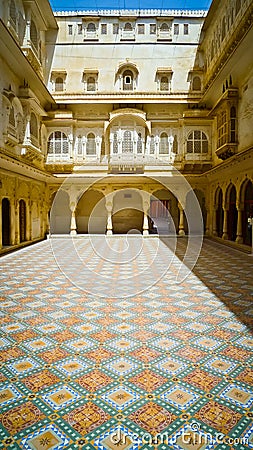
[54,9,208,18]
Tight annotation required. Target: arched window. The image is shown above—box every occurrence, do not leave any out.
[30,112,38,139]
[160,76,169,91]
[150,135,155,154]
[48,131,68,154]
[55,77,64,91]
[9,106,15,127]
[87,22,96,32]
[30,20,38,50]
[113,132,118,154]
[230,106,236,143]
[124,22,133,31]
[77,136,83,155]
[9,0,17,28]
[123,70,133,90]
[122,130,133,153]
[86,133,96,155]
[187,131,208,154]
[159,132,168,154]
[218,111,227,148]
[173,135,178,154]
[137,133,143,153]
[160,22,169,31]
[87,77,96,91]
[192,76,201,91]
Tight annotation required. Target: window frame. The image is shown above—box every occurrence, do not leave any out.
[186,130,208,154]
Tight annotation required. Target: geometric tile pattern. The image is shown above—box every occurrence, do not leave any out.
[0,237,252,449]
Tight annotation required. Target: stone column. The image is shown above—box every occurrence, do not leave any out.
[222,207,228,240]
[205,209,210,236]
[142,192,150,236]
[15,200,20,244]
[70,202,77,235]
[236,204,243,244]
[105,194,114,235]
[178,203,185,235]
[212,207,218,236]
[26,200,32,241]
[10,200,16,245]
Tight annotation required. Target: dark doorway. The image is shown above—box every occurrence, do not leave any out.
[242,180,253,246]
[2,198,10,246]
[227,186,237,241]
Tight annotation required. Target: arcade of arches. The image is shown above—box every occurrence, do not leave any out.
[1,178,253,249]
[0,178,245,247]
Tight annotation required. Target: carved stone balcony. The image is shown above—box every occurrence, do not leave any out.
[216,143,238,160]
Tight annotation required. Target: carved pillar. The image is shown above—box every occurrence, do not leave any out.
[28,201,33,241]
[142,192,150,236]
[105,193,114,235]
[178,203,185,235]
[222,207,228,240]
[236,204,243,244]
[10,200,16,245]
[205,209,210,236]
[69,202,77,235]
[212,207,218,236]
[15,200,20,244]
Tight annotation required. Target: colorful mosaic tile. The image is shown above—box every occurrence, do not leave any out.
[22,370,61,393]
[156,357,188,375]
[183,369,222,391]
[194,400,242,434]
[104,358,140,376]
[55,358,89,375]
[129,402,176,434]
[128,369,167,392]
[219,384,253,408]
[20,423,70,449]
[0,401,45,434]
[64,402,110,434]
[160,385,199,410]
[0,384,23,406]
[42,385,81,410]
[100,385,140,410]
[7,357,41,375]
[75,369,113,392]
[93,424,142,449]
[204,357,237,375]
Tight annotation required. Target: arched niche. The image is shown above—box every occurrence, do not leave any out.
[185,189,206,234]
[76,189,107,234]
[226,184,237,241]
[151,188,178,234]
[49,189,71,234]
[240,179,253,246]
[112,189,143,234]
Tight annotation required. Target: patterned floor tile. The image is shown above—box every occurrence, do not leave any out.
[0,237,252,449]
[20,423,71,450]
[129,402,176,434]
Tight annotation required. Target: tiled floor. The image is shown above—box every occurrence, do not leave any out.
[0,236,252,450]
